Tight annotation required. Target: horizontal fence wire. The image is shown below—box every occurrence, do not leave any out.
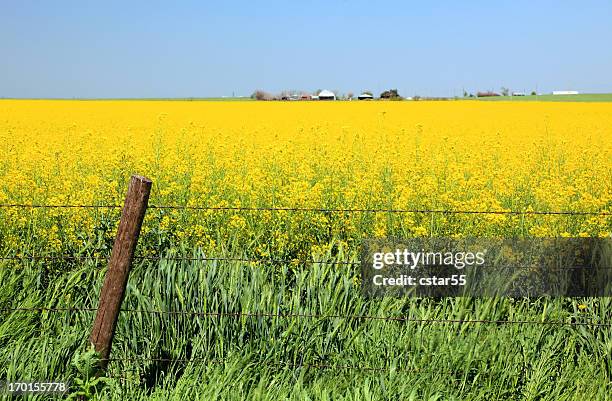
[2,255,611,270]
[0,255,107,262]
[106,357,390,372]
[0,255,110,269]
[0,204,122,209]
[149,205,612,216]
[117,309,612,327]
[0,255,359,266]
[104,356,471,375]
[0,203,609,216]
[0,307,99,312]
[2,307,609,327]
[3,255,612,271]
[133,256,360,265]
[133,257,612,270]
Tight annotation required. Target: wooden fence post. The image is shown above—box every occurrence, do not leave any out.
[90,175,152,369]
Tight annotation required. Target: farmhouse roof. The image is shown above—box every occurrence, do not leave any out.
[318,89,335,97]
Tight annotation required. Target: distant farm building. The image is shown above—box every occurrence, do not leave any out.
[477,91,500,97]
[552,90,579,95]
[311,95,319,100]
[512,92,526,96]
[318,90,336,100]
[358,93,374,100]
[300,94,311,100]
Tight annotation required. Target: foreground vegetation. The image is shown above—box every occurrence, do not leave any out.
[2,251,611,400]
[0,100,611,399]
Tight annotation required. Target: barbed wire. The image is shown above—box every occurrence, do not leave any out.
[0,307,98,313]
[0,255,109,269]
[0,255,361,268]
[2,254,610,270]
[0,204,121,209]
[130,257,612,270]
[2,306,609,327]
[118,308,612,327]
[0,255,107,262]
[149,205,612,216]
[104,356,456,374]
[0,203,608,216]
[132,255,359,265]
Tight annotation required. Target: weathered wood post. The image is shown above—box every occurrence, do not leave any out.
[90,175,152,369]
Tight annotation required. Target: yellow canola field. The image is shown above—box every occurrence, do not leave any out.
[0,100,610,259]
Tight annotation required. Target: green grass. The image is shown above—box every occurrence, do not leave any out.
[473,93,612,102]
[1,247,611,400]
[0,97,255,101]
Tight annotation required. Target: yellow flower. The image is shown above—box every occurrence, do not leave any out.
[0,100,609,257]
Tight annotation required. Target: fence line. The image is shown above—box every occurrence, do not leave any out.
[1,307,98,312]
[118,308,612,327]
[2,306,609,327]
[106,357,390,372]
[0,255,359,266]
[149,205,611,216]
[2,255,611,270]
[2,176,610,386]
[133,256,360,265]
[0,204,121,209]
[0,203,609,216]
[104,356,469,375]
[0,255,107,262]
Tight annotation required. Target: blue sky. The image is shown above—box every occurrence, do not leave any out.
[1,0,611,98]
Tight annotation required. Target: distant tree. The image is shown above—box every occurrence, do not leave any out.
[380,89,401,99]
[531,90,537,96]
[463,90,468,97]
[251,90,272,101]
[347,92,354,100]
[500,87,510,96]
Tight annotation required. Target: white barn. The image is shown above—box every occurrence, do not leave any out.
[318,89,336,100]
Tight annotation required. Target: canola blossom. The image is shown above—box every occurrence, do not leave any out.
[0,100,610,261]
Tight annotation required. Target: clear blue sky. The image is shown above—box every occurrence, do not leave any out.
[1,0,611,98]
